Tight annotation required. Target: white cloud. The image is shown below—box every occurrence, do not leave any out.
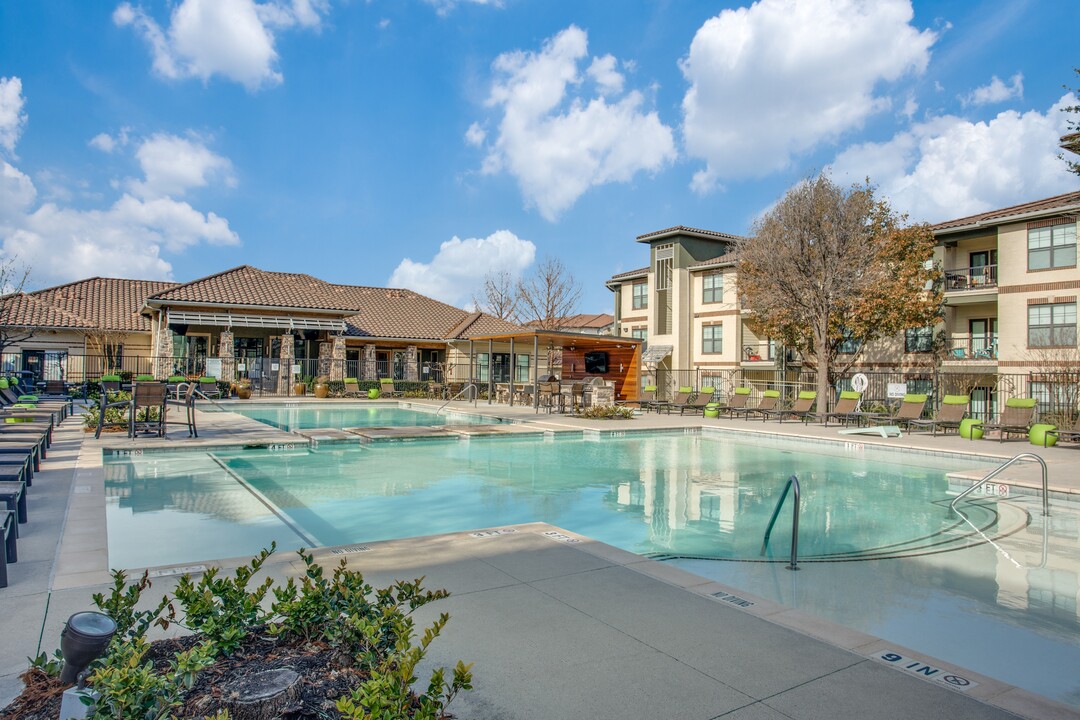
[464,122,486,147]
[962,73,1023,107]
[0,79,240,286]
[0,77,27,156]
[388,230,535,307]
[829,94,1079,223]
[681,0,936,191]
[113,0,328,90]
[89,133,116,153]
[129,133,236,198]
[476,25,676,221]
[424,0,503,17]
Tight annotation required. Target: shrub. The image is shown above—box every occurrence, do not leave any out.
[575,404,635,420]
[92,569,174,642]
[88,636,215,720]
[82,391,132,431]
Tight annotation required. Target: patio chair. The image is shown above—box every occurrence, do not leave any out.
[96,381,168,439]
[678,387,716,415]
[166,382,198,438]
[343,378,363,398]
[569,383,586,410]
[715,387,752,416]
[638,385,659,412]
[735,389,780,419]
[865,394,928,429]
[983,398,1038,442]
[762,391,817,423]
[809,391,862,426]
[655,386,693,414]
[379,378,402,398]
[907,395,969,436]
[197,377,221,400]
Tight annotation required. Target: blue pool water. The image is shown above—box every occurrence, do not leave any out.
[226,403,501,431]
[102,431,1080,708]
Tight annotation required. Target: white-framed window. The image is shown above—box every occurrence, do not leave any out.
[702,272,723,303]
[1028,223,1077,270]
[1028,303,1077,347]
[632,282,648,309]
[702,324,722,354]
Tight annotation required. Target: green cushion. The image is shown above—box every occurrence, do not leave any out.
[698,387,715,394]
[903,394,928,403]
[678,386,693,394]
[101,375,122,382]
[198,377,216,383]
[5,416,34,423]
[839,391,861,400]
[380,378,394,384]
[12,403,35,410]
[1006,397,1037,409]
[167,376,187,383]
[0,379,8,389]
[942,394,969,405]
[644,385,657,392]
[763,390,781,398]
[345,377,359,384]
[798,391,817,400]
[733,387,752,395]
[17,394,38,402]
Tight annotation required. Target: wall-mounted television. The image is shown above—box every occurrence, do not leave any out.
[584,351,608,374]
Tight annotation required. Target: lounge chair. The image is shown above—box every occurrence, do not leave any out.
[908,394,969,436]
[1046,416,1080,446]
[983,398,1038,442]
[679,387,716,415]
[715,387,751,416]
[736,389,780,419]
[763,391,817,423]
[343,378,363,398]
[865,394,928,429]
[809,391,862,426]
[379,378,402,398]
[638,385,659,412]
[197,377,221,399]
[656,386,693,414]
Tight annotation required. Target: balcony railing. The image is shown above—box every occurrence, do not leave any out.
[944,264,997,291]
[944,334,998,361]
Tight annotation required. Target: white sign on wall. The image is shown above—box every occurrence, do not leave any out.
[205,358,222,377]
[887,383,908,399]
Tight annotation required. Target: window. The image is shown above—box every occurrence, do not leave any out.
[1029,303,1077,347]
[632,282,648,309]
[514,353,530,383]
[837,329,861,354]
[702,324,722,354]
[655,244,673,291]
[631,328,647,350]
[1028,223,1077,270]
[702,273,723,303]
[907,378,934,397]
[905,327,934,353]
[475,353,489,382]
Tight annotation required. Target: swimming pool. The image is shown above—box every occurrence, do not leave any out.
[102,431,1080,708]
[225,403,502,431]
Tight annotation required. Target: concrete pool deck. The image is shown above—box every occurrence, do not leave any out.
[2,398,1080,719]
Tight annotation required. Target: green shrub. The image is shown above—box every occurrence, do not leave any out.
[575,404,635,419]
[82,391,132,431]
[92,569,174,642]
[88,636,215,720]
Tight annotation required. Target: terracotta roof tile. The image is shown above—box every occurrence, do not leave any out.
[635,225,747,242]
[932,190,1080,232]
[525,313,613,330]
[148,266,360,311]
[0,277,177,331]
[608,267,649,282]
[332,286,521,340]
[688,252,738,270]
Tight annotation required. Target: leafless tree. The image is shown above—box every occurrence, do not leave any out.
[516,258,582,330]
[83,329,129,371]
[1061,68,1080,176]
[738,174,941,409]
[472,270,520,322]
[0,259,34,360]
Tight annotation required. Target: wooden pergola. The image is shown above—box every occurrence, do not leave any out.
[462,330,643,407]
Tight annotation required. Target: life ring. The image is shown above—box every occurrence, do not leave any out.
[851,373,869,393]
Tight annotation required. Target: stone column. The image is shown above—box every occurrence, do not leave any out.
[153,322,174,379]
[219,330,235,382]
[278,332,295,391]
[405,345,418,381]
[330,335,347,381]
[317,341,332,378]
[362,344,377,381]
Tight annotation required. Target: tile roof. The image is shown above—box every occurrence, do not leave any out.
[0,277,177,331]
[147,265,361,311]
[932,190,1080,232]
[333,285,522,340]
[607,267,649,283]
[635,225,747,243]
[688,252,737,270]
[524,313,613,330]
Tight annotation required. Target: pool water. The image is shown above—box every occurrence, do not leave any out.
[102,432,1080,708]
[226,403,501,431]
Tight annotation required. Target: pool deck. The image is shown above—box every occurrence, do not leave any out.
[2,397,1080,719]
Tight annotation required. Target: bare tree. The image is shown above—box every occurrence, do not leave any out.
[472,270,520,322]
[83,329,129,372]
[1061,68,1080,176]
[516,258,582,330]
[0,259,34,360]
[737,174,942,409]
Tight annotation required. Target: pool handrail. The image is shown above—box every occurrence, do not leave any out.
[184,382,228,412]
[437,383,478,414]
[949,452,1049,517]
[761,474,801,570]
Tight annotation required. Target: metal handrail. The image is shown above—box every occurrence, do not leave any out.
[761,474,801,570]
[437,383,478,415]
[950,452,1050,516]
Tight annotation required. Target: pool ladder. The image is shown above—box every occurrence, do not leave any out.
[761,474,801,570]
[436,383,479,415]
[950,452,1050,517]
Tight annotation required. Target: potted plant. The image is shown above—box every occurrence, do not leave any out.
[313,375,329,399]
[293,376,306,396]
[236,379,252,399]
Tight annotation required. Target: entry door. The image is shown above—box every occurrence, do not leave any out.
[22,350,45,383]
[420,349,442,381]
[970,250,997,285]
[376,351,390,379]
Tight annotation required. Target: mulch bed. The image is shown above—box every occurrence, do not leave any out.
[0,633,372,719]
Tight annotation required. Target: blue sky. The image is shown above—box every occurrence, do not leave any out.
[1,0,1078,315]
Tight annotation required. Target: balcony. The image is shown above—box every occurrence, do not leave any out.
[944,264,997,292]
[741,342,799,367]
[942,334,998,363]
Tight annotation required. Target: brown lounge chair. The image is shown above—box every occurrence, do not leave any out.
[763,391,817,423]
[679,387,716,415]
[715,387,752,416]
[735,389,780,419]
[864,393,928,429]
[907,394,969,435]
[637,385,659,413]
[808,391,862,426]
[1046,416,1080,446]
[983,398,1037,442]
[379,378,402,398]
[655,387,693,414]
